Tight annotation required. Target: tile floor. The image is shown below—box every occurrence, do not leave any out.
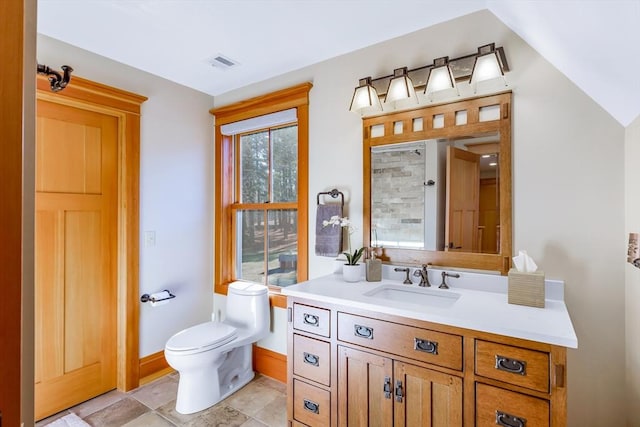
[36,373,287,427]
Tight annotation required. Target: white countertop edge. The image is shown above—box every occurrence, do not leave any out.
[282,274,578,349]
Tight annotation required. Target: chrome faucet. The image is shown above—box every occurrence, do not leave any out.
[440,271,460,289]
[413,264,431,287]
[394,267,412,284]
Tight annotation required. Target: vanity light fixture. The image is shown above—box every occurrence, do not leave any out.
[469,43,508,90]
[348,42,509,113]
[349,77,383,113]
[384,67,418,104]
[424,56,457,99]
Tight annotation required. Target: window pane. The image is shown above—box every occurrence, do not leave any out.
[236,210,266,284]
[271,126,298,203]
[240,131,269,203]
[266,209,298,287]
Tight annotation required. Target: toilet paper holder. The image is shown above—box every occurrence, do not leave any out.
[140,290,176,304]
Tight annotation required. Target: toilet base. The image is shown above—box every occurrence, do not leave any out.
[173,344,255,414]
[175,368,254,415]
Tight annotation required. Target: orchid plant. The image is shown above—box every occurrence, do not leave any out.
[322,215,365,265]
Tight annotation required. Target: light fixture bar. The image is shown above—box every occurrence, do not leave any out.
[347,43,510,112]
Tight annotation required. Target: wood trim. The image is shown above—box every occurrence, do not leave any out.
[363,92,512,274]
[212,83,312,298]
[0,0,32,424]
[37,76,146,392]
[139,351,173,385]
[210,82,313,125]
[253,345,287,384]
[37,75,147,114]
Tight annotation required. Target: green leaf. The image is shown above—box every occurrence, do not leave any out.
[343,247,365,265]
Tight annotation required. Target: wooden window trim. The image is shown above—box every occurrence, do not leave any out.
[210,83,312,309]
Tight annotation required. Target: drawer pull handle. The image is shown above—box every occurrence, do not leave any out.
[354,324,374,339]
[303,352,319,366]
[414,338,438,354]
[495,355,527,375]
[394,380,404,403]
[303,398,320,414]
[383,376,392,399]
[303,313,319,327]
[496,410,526,427]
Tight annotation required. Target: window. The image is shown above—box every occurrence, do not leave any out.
[235,125,299,286]
[210,83,312,308]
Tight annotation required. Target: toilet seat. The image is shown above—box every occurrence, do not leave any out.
[166,322,237,354]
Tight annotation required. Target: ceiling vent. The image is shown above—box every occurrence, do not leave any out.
[206,54,239,71]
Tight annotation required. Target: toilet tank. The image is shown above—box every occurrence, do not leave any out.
[225,281,270,337]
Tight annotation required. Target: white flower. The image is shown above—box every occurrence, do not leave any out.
[321,216,363,265]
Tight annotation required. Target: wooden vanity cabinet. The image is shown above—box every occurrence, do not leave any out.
[286,297,567,427]
[337,346,463,426]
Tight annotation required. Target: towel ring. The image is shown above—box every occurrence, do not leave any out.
[317,189,344,207]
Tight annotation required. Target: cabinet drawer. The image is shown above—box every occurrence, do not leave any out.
[293,334,331,386]
[293,379,331,427]
[337,312,462,371]
[475,340,549,393]
[293,303,330,337]
[476,383,549,427]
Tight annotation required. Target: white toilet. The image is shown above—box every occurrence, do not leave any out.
[164,281,270,414]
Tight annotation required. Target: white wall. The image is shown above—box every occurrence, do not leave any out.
[214,10,627,425]
[626,115,640,421]
[37,35,216,357]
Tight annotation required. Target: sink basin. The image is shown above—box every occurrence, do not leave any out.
[363,284,461,308]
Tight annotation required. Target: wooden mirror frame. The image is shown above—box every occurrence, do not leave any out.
[363,92,512,274]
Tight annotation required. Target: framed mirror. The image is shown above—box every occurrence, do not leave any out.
[363,92,512,274]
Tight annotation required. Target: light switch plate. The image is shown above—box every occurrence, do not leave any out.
[144,231,156,247]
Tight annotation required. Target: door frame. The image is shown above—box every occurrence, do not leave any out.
[37,75,147,391]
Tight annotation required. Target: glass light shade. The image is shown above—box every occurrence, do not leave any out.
[470,52,504,84]
[384,67,417,103]
[349,77,382,112]
[425,65,456,95]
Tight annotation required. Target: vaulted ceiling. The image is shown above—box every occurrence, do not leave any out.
[37,0,640,126]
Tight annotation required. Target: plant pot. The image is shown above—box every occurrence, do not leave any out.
[342,264,362,282]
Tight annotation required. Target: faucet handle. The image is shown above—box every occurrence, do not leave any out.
[440,271,460,289]
[394,267,412,285]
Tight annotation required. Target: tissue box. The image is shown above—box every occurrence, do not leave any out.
[508,269,545,308]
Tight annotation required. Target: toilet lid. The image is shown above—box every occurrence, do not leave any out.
[166,322,237,352]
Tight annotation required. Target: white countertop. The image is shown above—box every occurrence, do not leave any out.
[282,271,578,348]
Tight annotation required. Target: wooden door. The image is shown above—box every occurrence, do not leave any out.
[393,361,462,427]
[446,147,480,252]
[34,99,118,420]
[479,178,499,254]
[338,346,393,427]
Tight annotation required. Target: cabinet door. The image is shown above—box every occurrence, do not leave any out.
[394,361,463,427]
[338,346,393,427]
